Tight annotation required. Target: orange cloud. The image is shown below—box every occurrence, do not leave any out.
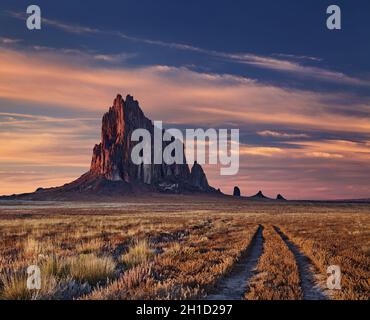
[1,47,370,134]
[240,146,284,157]
[286,140,370,161]
[1,47,370,198]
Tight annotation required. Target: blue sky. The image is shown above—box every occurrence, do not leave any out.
[0,1,369,199]
[2,1,369,77]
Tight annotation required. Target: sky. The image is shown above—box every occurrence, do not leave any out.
[0,0,370,199]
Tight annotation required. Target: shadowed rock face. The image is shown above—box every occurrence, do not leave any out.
[190,161,209,191]
[233,186,241,197]
[276,194,287,200]
[90,94,214,193]
[250,190,269,199]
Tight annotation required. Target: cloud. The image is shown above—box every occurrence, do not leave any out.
[0,37,21,44]
[0,111,97,195]
[240,146,284,157]
[8,11,100,34]
[286,140,370,161]
[272,53,322,62]
[1,47,370,134]
[306,152,343,159]
[28,45,136,64]
[239,139,369,161]
[0,46,370,199]
[92,53,135,63]
[221,53,369,86]
[257,130,310,139]
[207,138,370,200]
[7,11,369,86]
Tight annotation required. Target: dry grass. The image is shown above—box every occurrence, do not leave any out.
[0,269,63,300]
[121,240,154,268]
[0,198,369,300]
[276,214,370,300]
[0,271,34,300]
[87,221,258,299]
[245,225,302,300]
[63,254,116,285]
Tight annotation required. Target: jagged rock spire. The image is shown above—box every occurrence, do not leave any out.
[190,161,209,191]
[90,94,215,193]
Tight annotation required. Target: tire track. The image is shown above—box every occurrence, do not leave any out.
[207,225,264,300]
[274,226,329,300]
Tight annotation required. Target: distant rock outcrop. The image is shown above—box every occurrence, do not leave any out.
[250,190,269,199]
[233,186,241,197]
[8,94,217,199]
[190,161,210,191]
[276,194,287,200]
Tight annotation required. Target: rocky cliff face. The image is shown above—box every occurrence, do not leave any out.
[190,161,209,191]
[90,94,214,193]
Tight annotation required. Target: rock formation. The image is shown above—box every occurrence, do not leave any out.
[189,161,210,191]
[12,94,217,199]
[88,94,216,193]
[90,94,192,186]
[276,194,287,200]
[233,186,241,197]
[250,190,269,199]
[1,94,224,200]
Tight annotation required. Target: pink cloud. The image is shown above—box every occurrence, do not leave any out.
[0,47,370,199]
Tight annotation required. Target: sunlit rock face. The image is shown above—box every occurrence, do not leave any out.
[90,94,215,193]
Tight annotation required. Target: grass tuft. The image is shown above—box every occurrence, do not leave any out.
[121,240,154,268]
[67,254,116,285]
